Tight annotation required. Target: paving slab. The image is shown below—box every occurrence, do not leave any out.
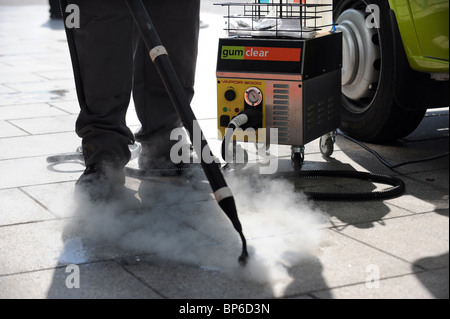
[0,120,28,137]
[0,261,162,299]
[313,269,449,299]
[0,156,80,188]
[125,254,279,299]
[304,229,419,295]
[0,102,69,121]
[0,188,56,225]
[8,114,77,135]
[21,181,79,218]
[0,132,80,160]
[337,213,449,269]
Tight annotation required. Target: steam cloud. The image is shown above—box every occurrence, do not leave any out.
[67,168,329,296]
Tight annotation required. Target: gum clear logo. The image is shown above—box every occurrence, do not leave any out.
[221,46,301,62]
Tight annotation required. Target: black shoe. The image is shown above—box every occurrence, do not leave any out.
[138,142,193,176]
[137,128,192,176]
[75,164,125,201]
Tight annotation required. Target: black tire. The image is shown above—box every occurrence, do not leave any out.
[334,0,426,143]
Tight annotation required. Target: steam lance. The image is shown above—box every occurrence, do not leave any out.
[126,0,248,264]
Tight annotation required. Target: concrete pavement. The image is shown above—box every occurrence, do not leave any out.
[0,2,448,301]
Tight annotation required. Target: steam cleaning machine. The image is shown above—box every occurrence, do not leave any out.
[215,1,341,170]
[214,1,405,200]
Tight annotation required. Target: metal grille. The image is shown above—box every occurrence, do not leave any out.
[215,1,333,39]
[306,96,337,131]
[271,83,291,143]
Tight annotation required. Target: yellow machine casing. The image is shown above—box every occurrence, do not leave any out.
[217,77,266,143]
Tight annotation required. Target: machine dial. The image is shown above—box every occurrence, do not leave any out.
[244,87,263,106]
[224,88,236,101]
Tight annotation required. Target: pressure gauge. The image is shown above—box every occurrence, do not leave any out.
[244,87,263,106]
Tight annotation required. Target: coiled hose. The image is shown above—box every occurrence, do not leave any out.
[277,170,405,201]
[221,115,405,201]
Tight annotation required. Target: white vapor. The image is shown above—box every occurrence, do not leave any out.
[68,169,329,297]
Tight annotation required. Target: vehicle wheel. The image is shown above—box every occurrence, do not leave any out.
[334,0,426,143]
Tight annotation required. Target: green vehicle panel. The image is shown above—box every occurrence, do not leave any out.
[389,0,449,73]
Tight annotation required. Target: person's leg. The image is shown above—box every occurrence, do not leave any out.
[132,0,200,170]
[67,0,135,169]
[63,0,135,198]
[49,0,62,19]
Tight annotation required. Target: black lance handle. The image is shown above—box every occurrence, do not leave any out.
[126,0,248,264]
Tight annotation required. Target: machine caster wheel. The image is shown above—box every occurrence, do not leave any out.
[319,131,336,158]
[320,137,334,157]
[291,146,304,172]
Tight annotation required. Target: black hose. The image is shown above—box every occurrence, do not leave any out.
[339,132,449,169]
[45,148,205,178]
[46,152,83,163]
[278,170,405,201]
[219,113,406,201]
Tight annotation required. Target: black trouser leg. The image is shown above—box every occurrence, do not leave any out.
[49,0,62,18]
[63,0,200,167]
[65,0,135,168]
[132,0,200,142]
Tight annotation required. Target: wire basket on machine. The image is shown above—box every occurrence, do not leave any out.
[215,0,333,39]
